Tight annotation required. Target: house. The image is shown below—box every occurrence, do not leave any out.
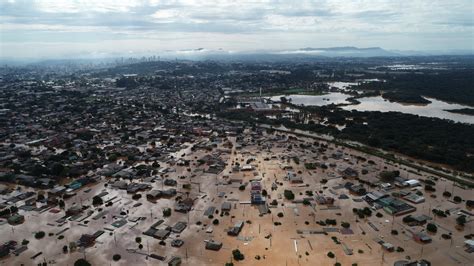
[250,181,262,192]
[413,232,432,243]
[402,260,431,266]
[111,180,128,190]
[168,256,182,266]
[154,229,171,240]
[161,188,177,197]
[127,183,150,193]
[228,221,244,236]
[48,186,67,197]
[378,196,416,216]
[205,240,222,251]
[0,244,9,258]
[382,242,394,252]
[172,222,187,233]
[147,190,162,200]
[404,215,431,226]
[394,176,408,187]
[241,165,253,171]
[221,202,232,212]
[175,198,194,213]
[341,167,358,178]
[380,183,393,190]
[403,193,425,204]
[364,191,387,203]
[287,172,303,183]
[404,179,421,187]
[66,205,82,216]
[464,239,474,253]
[347,184,367,196]
[16,175,36,187]
[164,179,177,186]
[251,193,265,204]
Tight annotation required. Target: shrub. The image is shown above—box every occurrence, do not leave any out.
[426,223,437,233]
[135,237,142,243]
[424,179,436,186]
[163,208,171,217]
[21,239,29,245]
[277,212,284,218]
[34,231,45,239]
[376,212,383,218]
[213,219,219,225]
[341,222,350,228]
[239,185,246,191]
[453,196,462,203]
[92,196,103,205]
[391,230,398,235]
[432,209,448,217]
[362,207,372,217]
[456,215,467,226]
[327,251,335,258]
[396,247,404,252]
[466,200,474,208]
[132,193,142,200]
[232,249,245,261]
[442,234,452,239]
[74,259,91,266]
[112,254,121,261]
[424,185,435,192]
[63,245,68,253]
[284,190,295,200]
[442,191,451,197]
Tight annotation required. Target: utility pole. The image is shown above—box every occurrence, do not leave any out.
[147,240,150,259]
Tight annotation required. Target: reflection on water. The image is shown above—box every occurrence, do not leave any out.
[270,93,474,124]
[270,92,351,106]
[342,96,474,124]
[327,82,358,91]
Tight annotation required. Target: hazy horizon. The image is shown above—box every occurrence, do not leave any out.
[1,0,473,59]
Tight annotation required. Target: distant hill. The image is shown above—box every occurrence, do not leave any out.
[2,46,473,65]
[276,46,400,57]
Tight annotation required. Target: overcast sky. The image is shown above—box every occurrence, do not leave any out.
[0,0,473,58]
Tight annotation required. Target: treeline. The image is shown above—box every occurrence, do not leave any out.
[339,110,474,172]
[381,91,431,104]
[355,70,474,106]
[218,108,474,173]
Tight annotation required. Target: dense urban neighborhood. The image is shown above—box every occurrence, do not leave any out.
[0,56,473,266]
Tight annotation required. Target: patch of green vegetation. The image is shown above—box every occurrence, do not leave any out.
[445,108,474,116]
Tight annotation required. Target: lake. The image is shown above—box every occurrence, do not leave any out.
[270,93,474,124]
[342,96,474,124]
[270,92,351,106]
